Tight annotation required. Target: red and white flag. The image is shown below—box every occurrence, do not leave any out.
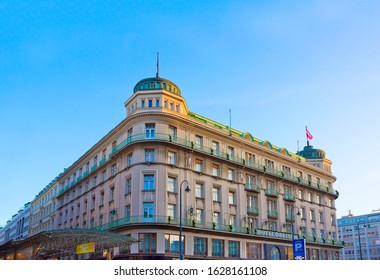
[306,127,313,140]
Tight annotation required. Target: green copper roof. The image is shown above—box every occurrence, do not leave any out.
[133,77,181,96]
[297,145,326,159]
[187,111,305,162]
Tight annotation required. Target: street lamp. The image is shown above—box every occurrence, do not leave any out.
[291,206,301,260]
[179,180,190,260]
[357,221,367,260]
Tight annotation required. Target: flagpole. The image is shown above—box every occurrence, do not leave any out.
[306,126,309,146]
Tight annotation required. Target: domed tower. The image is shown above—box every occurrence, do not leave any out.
[124,76,189,117]
[297,145,332,173]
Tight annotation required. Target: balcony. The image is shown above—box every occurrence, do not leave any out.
[247,206,259,215]
[283,192,296,202]
[285,213,295,222]
[267,210,279,219]
[99,157,106,166]
[245,183,260,193]
[265,188,279,198]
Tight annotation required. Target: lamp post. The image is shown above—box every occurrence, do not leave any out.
[291,206,301,260]
[179,180,190,260]
[357,221,367,260]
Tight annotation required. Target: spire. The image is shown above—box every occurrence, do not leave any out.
[156,52,160,78]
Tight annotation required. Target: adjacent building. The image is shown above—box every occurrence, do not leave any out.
[338,210,380,260]
[0,203,31,245]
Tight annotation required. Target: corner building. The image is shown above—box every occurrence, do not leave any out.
[55,76,343,259]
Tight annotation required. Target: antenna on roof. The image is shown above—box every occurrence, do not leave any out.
[156,52,160,78]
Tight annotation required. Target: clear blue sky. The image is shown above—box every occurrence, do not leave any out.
[1,0,380,226]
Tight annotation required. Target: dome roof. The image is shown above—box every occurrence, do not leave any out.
[133,77,181,96]
[297,145,326,159]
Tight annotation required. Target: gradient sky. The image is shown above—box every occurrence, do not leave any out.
[1,0,380,226]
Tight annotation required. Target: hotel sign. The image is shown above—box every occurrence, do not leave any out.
[255,229,293,240]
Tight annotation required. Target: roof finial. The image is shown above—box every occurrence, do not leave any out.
[156,52,160,78]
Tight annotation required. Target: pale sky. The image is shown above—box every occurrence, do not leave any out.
[1,0,380,226]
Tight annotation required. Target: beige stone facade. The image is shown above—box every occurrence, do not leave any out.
[53,76,343,259]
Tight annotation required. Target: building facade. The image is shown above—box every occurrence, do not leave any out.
[51,75,343,259]
[0,203,31,245]
[29,177,60,236]
[338,210,380,260]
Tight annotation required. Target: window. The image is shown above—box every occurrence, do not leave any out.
[331,214,336,225]
[170,102,174,110]
[144,175,155,190]
[193,237,207,256]
[167,204,175,219]
[102,149,106,160]
[316,194,322,204]
[246,174,256,186]
[228,241,240,258]
[265,159,274,170]
[167,177,176,192]
[195,159,203,172]
[155,99,160,107]
[195,135,203,149]
[213,212,221,226]
[139,233,156,253]
[145,124,155,138]
[195,183,204,198]
[86,162,90,172]
[310,209,315,221]
[127,128,133,141]
[245,152,255,166]
[125,205,131,220]
[168,126,177,141]
[98,214,103,226]
[229,215,236,228]
[109,187,114,202]
[308,192,314,202]
[111,164,117,177]
[93,176,97,187]
[127,153,133,167]
[319,212,324,223]
[125,177,132,194]
[212,141,219,155]
[282,165,291,175]
[100,192,104,206]
[145,149,155,162]
[227,146,234,159]
[267,200,277,213]
[212,187,220,202]
[141,99,145,108]
[168,151,176,164]
[93,155,98,166]
[196,209,203,223]
[307,174,312,183]
[228,191,235,205]
[143,202,154,219]
[298,189,305,200]
[102,170,107,182]
[212,164,219,177]
[227,169,234,180]
[247,195,258,208]
[165,234,183,254]
[164,100,168,108]
[212,239,225,257]
[148,99,153,107]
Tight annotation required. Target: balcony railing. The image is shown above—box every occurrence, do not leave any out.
[87,214,344,247]
[245,183,261,193]
[267,210,279,219]
[265,188,279,197]
[57,132,339,198]
[247,206,259,215]
[283,192,296,202]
